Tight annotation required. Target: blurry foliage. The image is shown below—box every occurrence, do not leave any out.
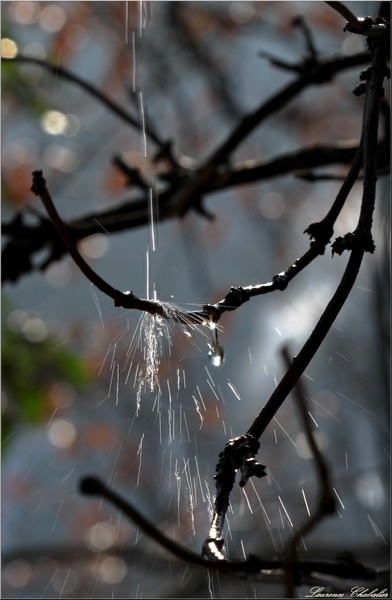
[1,299,90,451]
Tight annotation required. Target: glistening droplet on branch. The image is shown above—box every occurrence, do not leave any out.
[208,321,225,367]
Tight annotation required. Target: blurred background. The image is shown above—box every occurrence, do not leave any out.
[1,1,389,598]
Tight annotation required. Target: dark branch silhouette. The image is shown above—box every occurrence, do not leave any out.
[2,2,389,594]
[198,4,388,565]
[2,48,377,284]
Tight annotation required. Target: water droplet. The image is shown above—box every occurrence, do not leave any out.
[207,319,224,367]
[209,347,224,367]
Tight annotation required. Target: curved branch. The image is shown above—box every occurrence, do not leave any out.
[203,15,388,562]
[79,476,385,585]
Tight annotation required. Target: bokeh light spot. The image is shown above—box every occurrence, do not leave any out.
[3,560,32,588]
[80,234,109,259]
[9,1,39,25]
[259,192,286,220]
[355,471,386,510]
[22,317,49,342]
[43,144,79,173]
[1,38,18,59]
[48,419,77,448]
[39,4,66,33]
[86,521,118,552]
[40,110,68,135]
[64,114,81,137]
[45,259,73,287]
[48,381,75,409]
[97,556,127,584]
[295,431,327,459]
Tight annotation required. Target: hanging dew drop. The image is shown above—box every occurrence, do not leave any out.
[209,347,224,367]
[207,320,224,367]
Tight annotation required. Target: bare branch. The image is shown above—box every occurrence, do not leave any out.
[325,2,369,33]
[202,16,388,564]
[79,476,386,586]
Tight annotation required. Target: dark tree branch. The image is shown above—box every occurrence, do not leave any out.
[165,51,372,219]
[325,2,371,33]
[3,48,375,285]
[5,55,157,141]
[6,137,386,284]
[26,125,363,332]
[78,476,386,587]
[202,11,388,563]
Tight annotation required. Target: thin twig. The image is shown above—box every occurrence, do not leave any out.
[325,2,366,32]
[78,476,384,584]
[3,49,373,285]
[5,54,166,150]
[204,12,388,561]
[162,51,372,218]
[29,170,181,319]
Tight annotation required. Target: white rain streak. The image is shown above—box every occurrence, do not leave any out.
[335,390,375,417]
[183,411,191,442]
[272,416,297,447]
[119,300,214,415]
[240,539,247,560]
[90,284,105,328]
[204,480,214,521]
[278,506,285,530]
[249,479,271,524]
[115,362,120,405]
[302,489,311,516]
[139,91,147,157]
[307,411,319,428]
[242,487,253,514]
[92,217,109,234]
[332,487,345,509]
[146,248,150,299]
[192,394,204,429]
[308,395,341,422]
[139,0,147,36]
[249,479,279,553]
[367,513,387,544]
[227,380,241,401]
[204,366,216,387]
[137,434,144,486]
[278,495,294,527]
[335,350,350,362]
[207,379,220,402]
[132,32,137,92]
[58,569,71,600]
[51,500,64,532]
[61,467,75,483]
[108,442,123,487]
[46,407,58,428]
[149,188,157,252]
[125,1,129,44]
[248,347,253,364]
[345,452,349,470]
[167,379,173,444]
[175,460,181,527]
[196,385,207,411]
[194,455,206,503]
[183,459,196,537]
